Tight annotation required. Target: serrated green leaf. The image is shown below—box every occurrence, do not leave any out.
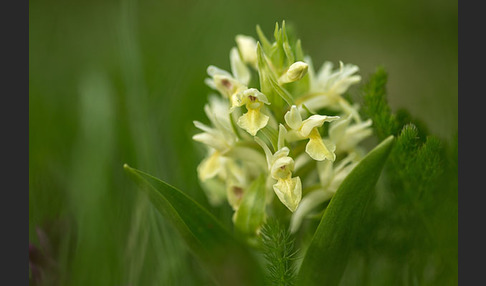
[234,174,267,237]
[123,164,265,286]
[297,136,395,286]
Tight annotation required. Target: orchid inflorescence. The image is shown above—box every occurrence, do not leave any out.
[193,22,373,233]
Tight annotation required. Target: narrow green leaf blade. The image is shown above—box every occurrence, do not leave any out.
[297,136,395,286]
[124,164,265,286]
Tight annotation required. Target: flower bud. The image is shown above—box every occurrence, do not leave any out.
[279,61,309,84]
[235,35,258,67]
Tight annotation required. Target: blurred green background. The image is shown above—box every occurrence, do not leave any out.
[29,0,457,285]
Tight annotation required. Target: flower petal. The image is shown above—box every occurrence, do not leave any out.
[197,151,223,181]
[213,74,246,99]
[329,115,352,143]
[273,177,302,212]
[305,129,336,161]
[284,105,303,130]
[237,109,269,136]
[230,47,251,85]
[272,146,290,161]
[242,88,269,105]
[235,34,258,67]
[290,190,333,233]
[300,115,339,137]
[207,65,232,77]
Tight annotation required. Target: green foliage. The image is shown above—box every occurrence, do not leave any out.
[259,219,298,286]
[29,0,457,283]
[124,164,265,286]
[355,68,458,285]
[256,42,292,109]
[297,136,394,286]
[362,67,432,142]
[234,174,267,239]
[361,67,400,139]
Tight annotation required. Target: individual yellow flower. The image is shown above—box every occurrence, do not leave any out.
[205,66,247,105]
[297,61,361,112]
[284,105,339,161]
[195,150,225,182]
[205,46,251,107]
[329,114,373,155]
[232,88,271,136]
[255,133,302,212]
[224,159,250,211]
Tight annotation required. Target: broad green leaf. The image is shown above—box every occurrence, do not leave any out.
[297,135,395,286]
[233,174,267,237]
[124,164,265,286]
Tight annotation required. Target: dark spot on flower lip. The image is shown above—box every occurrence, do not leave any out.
[222,79,232,89]
[233,186,244,198]
[248,95,257,102]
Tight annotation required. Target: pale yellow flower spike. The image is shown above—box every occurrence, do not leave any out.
[236,88,270,136]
